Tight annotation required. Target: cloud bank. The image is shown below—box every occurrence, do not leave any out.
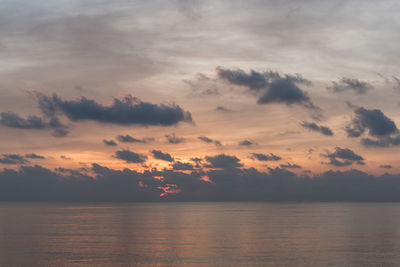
[1,163,400,201]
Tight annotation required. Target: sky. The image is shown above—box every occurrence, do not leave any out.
[0,0,400,201]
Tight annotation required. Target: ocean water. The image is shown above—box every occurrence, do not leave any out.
[1,202,400,266]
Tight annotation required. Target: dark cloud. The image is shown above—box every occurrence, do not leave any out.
[2,164,400,201]
[380,165,392,169]
[301,121,334,136]
[0,112,47,129]
[217,67,318,111]
[239,140,254,146]
[0,112,69,137]
[165,133,185,144]
[328,78,373,94]
[345,107,400,147]
[36,93,193,126]
[205,154,242,169]
[115,150,147,163]
[198,136,222,147]
[0,154,28,164]
[251,153,281,161]
[151,150,174,162]
[103,139,117,146]
[55,167,86,176]
[218,68,268,90]
[216,106,231,112]
[60,155,72,160]
[361,135,400,148]
[172,161,194,171]
[346,107,398,138]
[322,147,365,166]
[257,73,314,109]
[190,157,202,168]
[25,153,45,159]
[280,163,302,169]
[117,135,153,143]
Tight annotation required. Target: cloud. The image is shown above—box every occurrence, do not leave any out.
[36,93,193,126]
[103,139,117,146]
[380,165,392,169]
[115,150,147,163]
[151,150,174,162]
[205,154,242,168]
[251,153,281,161]
[216,106,231,112]
[345,107,400,147]
[322,147,365,166]
[0,112,69,137]
[301,121,333,136]
[172,161,195,170]
[328,78,373,94]
[361,135,400,147]
[198,136,222,147]
[239,140,254,146]
[165,133,185,144]
[117,135,153,143]
[190,157,202,168]
[217,67,318,111]
[25,153,45,159]
[218,68,268,90]
[280,163,302,169]
[346,107,398,138]
[0,154,28,164]
[0,112,47,129]
[2,163,400,201]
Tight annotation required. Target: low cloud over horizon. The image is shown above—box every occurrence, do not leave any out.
[1,161,400,201]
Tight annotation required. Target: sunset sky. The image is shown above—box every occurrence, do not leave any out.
[0,0,399,201]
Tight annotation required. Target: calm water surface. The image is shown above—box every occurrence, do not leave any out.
[1,202,400,266]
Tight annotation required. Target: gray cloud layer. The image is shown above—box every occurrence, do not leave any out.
[1,163,400,201]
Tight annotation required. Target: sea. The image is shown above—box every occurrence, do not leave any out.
[1,202,400,266]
